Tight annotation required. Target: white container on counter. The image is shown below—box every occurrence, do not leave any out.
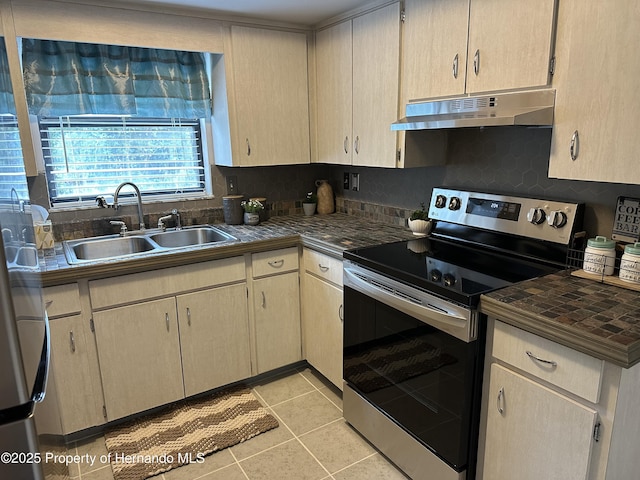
[619,242,640,284]
[583,236,616,276]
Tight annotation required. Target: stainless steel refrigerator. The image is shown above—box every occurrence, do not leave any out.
[0,190,50,479]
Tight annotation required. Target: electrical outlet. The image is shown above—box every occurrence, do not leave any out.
[343,172,350,190]
[351,173,360,192]
[226,175,238,195]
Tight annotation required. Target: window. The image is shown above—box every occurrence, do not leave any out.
[0,116,28,201]
[40,116,206,204]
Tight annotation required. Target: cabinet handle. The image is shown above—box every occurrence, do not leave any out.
[187,307,191,326]
[318,263,329,272]
[69,331,76,353]
[473,49,480,76]
[344,136,349,154]
[452,53,459,79]
[261,291,266,309]
[165,312,170,331]
[339,304,344,322]
[268,259,284,268]
[570,130,579,161]
[526,350,558,367]
[246,138,251,156]
[354,136,360,155]
[497,387,505,415]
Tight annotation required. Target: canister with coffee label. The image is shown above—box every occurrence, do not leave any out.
[619,242,640,284]
[583,236,616,276]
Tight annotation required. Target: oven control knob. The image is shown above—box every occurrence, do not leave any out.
[547,210,568,228]
[443,273,456,287]
[430,269,442,283]
[448,197,461,210]
[435,195,447,208]
[526,207,546,225]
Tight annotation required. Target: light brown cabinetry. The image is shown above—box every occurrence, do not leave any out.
[548,0,640,183]
[316,3,401,167]
[250,248,302,373]
[213,26,310,166]
[301,248,343,389]
[402,0,556,103]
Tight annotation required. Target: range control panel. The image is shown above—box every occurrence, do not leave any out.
[428,188,583,245]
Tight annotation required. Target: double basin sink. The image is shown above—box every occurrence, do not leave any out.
[63,226,237,264]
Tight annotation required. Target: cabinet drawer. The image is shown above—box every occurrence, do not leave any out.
[44,284,81,318]
[303,248,343,287]
[90,257,245,309]
[252,247,298,278]
[492,321,604,403]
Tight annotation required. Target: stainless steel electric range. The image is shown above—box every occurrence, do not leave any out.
[342,188,585,480]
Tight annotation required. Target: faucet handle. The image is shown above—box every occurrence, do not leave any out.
[96,195,115,208]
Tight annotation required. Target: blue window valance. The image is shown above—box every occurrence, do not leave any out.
[22,39,211,118]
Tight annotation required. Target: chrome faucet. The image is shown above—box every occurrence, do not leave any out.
[157,209,182,231]
[113,182,145,230]
[10,188,25,214]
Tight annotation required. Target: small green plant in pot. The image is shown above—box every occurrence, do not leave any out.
[241,199,264,225]
[302,192,317,216]
[408,202,432,236]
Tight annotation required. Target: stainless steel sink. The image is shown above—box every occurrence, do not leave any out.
[63,225,237,264]
[65,236,155,263]
[5,244,39,268]
[149,227,236,248]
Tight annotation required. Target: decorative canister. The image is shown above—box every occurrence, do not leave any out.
[223,195,244,225]
[316,180,334,215]
[619,242,640,284]
[243,212,260,226]
[583,236,616,276]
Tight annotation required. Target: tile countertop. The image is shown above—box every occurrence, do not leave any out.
[480,270,640,368]
[39,213,417,285]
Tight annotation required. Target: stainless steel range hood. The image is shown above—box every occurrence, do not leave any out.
[391,89,555,131]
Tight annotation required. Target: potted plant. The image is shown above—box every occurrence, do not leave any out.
[408,203,432,236]
[241,199,264,225]
[302,192,317,216]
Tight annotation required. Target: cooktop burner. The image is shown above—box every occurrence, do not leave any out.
[344,237,560,308]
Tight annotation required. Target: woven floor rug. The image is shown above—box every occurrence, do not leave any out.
[104,386,278,480]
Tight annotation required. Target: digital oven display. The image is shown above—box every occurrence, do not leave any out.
[466,197,521,221]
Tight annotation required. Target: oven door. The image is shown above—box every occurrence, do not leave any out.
[343,271,484,477]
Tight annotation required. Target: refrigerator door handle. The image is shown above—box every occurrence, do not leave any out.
[29,312,50,404]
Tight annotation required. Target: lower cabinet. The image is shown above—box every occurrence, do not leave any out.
[483,363,598,480]
[93,297,184,421]
[178,284,251,397]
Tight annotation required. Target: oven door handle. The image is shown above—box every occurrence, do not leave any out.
[344,265,475,342]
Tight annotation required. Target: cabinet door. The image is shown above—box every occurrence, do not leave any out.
[230,26,310,166]
[352,3,401,168]
[549,0,640,183]
[302,273,343,389]
[93,298,184,420]
[483,364,597,480]
[253,272,302,373]
[402,0,469,102]
[177,284,251,397]
[47,315,104,434]
[316,20,353,165]
[466,0,555,93]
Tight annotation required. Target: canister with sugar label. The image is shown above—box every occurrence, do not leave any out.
[619,242,640,284]
[583,236,616,276]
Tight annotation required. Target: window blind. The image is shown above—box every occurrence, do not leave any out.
[0,116,29,201]
[40,117,205,204]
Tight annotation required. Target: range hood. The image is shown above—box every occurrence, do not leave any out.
[391,89,555,131]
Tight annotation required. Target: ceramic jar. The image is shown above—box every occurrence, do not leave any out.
[316,180,334,215]
[222,195,244,225]
[583,236,616,276]
[619,242,640,284]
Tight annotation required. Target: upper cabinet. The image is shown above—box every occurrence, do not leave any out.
[548,0,640,184]
[213,26,311,166]
[316,3,401,167]
[401,0,557,103]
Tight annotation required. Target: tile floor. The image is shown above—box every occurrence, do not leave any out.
[66,367,410,480]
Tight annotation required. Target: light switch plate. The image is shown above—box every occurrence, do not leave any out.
[351,173,360,192]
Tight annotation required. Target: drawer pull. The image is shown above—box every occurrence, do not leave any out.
[261,291,266,309]
[318,263,330,272]
[69,331,76,353]
[339,304,343,322]
[268,259,284,268]
[165,312,170,331]
[187,307,191,326]
[497,387,505,414]
[526,350,557,367]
